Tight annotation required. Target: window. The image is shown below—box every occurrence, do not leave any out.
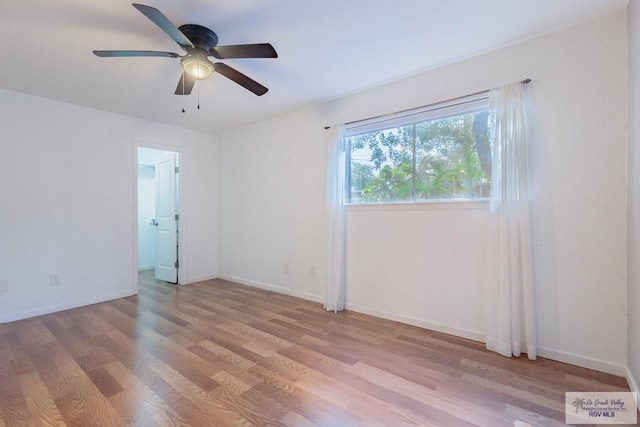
[346,95,492,204]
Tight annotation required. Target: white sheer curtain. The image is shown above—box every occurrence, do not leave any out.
[485,82,537,359]
[325,125,346,313]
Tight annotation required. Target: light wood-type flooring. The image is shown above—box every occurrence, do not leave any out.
[0,271,635,426]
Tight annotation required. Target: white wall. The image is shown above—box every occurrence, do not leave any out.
[0,89,219,323]
[627,1,640,397]
[219,109,329,302]
[219,12,628,374]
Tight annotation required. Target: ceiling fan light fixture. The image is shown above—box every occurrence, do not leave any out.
[181,55,214,80]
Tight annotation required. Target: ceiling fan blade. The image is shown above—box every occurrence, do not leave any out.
[213,63,268,96]
[210,43,278,59]
[175,72,196,95]
[93,50,180,58]
[132,3,193,50]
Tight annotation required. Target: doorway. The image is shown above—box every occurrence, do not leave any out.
[137,146,182,285]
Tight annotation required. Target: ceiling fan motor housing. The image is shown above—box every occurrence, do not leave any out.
[179,24,218,50]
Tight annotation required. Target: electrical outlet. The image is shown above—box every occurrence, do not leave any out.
[50,274,61,286]
[0,280,8,293]
[310,266,316,277]
[283,264,289,275]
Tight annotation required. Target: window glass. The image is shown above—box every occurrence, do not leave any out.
[346,97,491,203]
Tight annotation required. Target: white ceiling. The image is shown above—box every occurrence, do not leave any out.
[0,0,628,134]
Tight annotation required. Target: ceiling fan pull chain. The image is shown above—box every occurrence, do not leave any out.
[181,74,186,113]
[196,60,201,110]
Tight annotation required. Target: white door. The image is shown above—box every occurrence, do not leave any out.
[154,152,178,283]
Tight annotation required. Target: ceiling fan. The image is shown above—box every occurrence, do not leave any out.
[93,3,277,96]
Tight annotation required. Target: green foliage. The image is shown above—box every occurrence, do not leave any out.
[351,163,374,192]
[349,111,491,202]
[362,163,412,202]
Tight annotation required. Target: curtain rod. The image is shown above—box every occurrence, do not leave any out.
[323,78,531,130]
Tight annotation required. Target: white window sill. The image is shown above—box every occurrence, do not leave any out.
[345,199,490,211]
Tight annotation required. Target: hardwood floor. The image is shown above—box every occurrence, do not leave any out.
[0,271,634,426]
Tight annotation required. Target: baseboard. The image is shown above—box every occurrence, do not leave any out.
[217,274,324,304]
[183,274,218,285]
[214,276,481,342]
[344,302,486,343]
[343,304,630,377]
[537,346,628,376]
[0,289,136,324]
[137,265,154,271]
[627,367,640,407]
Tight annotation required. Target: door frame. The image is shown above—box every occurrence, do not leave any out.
[133,140,186,292]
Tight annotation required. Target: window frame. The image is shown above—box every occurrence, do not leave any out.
[345,93,492,205]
